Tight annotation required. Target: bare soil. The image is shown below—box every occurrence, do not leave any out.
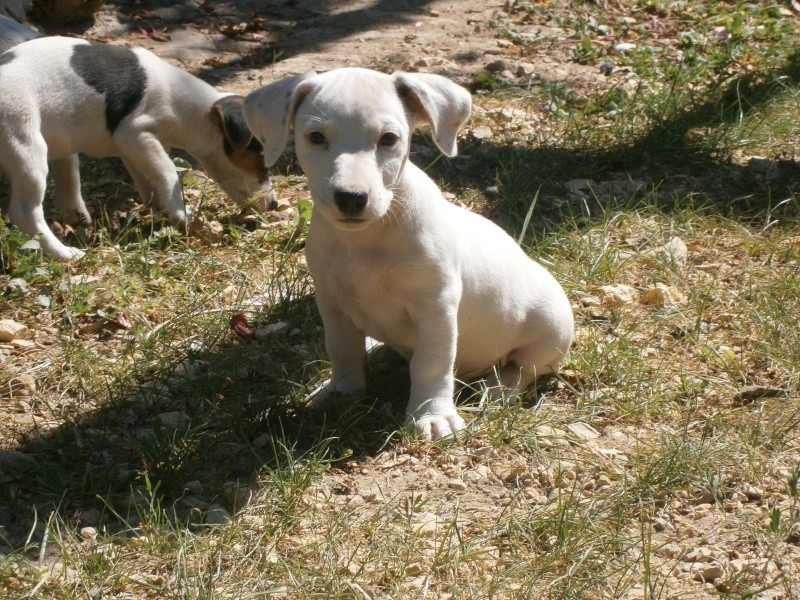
[77,0,603,96]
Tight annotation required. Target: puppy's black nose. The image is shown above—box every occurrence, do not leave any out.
[334,189,368,216]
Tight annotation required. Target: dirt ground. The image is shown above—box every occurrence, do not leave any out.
[72,0,601,98]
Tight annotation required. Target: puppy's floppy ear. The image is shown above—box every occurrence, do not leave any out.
[243,72,317,167]
[392,72,472,157]
[211,95,254,152]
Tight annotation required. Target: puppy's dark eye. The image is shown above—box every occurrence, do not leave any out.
[379,132,399,147]
[308,131,326,145]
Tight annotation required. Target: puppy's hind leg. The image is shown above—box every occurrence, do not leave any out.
[51,155,92,226]
[485,347,563,401]
[5,145,85,261]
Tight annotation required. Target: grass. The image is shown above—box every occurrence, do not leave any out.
[2,0,800,598]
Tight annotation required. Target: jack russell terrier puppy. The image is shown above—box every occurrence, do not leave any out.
[243,68,574,440]
[0,35,276,260]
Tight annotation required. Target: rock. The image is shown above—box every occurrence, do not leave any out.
[347,581,373,600]
[595,474,612,488]
[497,460,528,483]
[471,125,493,140]
[219,284,238,304]
[567,421,600,441]
[692,563,724,582]
[347,494,365,507]
[254,322,289,340]
[223,481,257,508]
[515,62,536,78]
[157,411,189,428]
[648,237,688,266]
[448,478,467,491]
[684,546,714,563]
[8,373,36,397]
[463,470,482,483]
[659,543,683,558]
[11,339,35,352]
[253,433,273,448]
[599,284,638,306]
[734,385,786,404]
[565,179,596,192]
[739,483,763,500]
[79,527,97,541]
[359,488,381,503]
[523,487,547,504]
[204,505,231,526]
[473,447,498,460]
[0,449,34,470]
[0,319,28,342]
[653,517,668,531]
[614,42,637,53]
[641,283,682,307]
[190,216,224,245]
[485,59,508,73]
[747,157,779,185]
[6,278,31,295]
[81,508,102,526]
[488,107,528,124]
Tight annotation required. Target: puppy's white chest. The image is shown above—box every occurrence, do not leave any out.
[308,241,415,350]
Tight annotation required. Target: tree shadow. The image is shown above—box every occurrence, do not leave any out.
[0,290,413,549]
[45,0,440,75]
[425,48,800,237]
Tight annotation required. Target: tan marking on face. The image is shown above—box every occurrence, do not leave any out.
[229,144,269,183]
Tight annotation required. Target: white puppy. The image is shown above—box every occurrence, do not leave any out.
[0,36,275,261]
[244,68,574,440]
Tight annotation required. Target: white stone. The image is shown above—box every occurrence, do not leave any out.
[0,319,28,342]
[599,284,638,306]
[205,505,231,525]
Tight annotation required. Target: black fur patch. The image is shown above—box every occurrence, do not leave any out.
[70,42,147,133]
[396,82,412,98]
[0,48,16,68]
[214,96,253,153]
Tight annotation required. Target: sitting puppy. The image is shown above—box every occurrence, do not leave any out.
[244,68,574,440]
[0,14,40,52]
[0,36,276,260]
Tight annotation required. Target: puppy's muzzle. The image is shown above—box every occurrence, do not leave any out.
[334,189,368,217]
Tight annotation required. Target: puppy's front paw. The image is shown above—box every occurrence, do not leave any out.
[410,409,465,441]
[305,378,366,411]
[53,246,86,262]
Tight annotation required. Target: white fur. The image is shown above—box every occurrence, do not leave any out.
[0,36,272,261]
[244,68,574,440]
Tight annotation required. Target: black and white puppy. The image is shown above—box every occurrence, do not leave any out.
[0,14,41,52]
[0,36,275,260]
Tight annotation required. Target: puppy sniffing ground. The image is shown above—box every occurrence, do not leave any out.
[244,68,574,440]
[0,36,275,261]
